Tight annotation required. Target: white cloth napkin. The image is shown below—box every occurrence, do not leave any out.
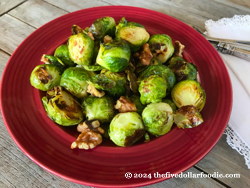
[205,15,250,168]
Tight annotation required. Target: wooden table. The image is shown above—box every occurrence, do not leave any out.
[0,1,250,187]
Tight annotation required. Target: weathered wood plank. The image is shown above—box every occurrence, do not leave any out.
[0,14,35,54]
[160,0,250,20]
[218,0,250,9]
[0,50,10,81]
[102,0,209,29]
[8,0,68,28]
[0,0,26,15]
[44,0,112,12]
[196,134,250,188]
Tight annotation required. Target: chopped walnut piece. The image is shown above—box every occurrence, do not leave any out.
[71,120,104,150]
[103,35,113,43]
[138,43,153,65]
[174,41,185,57]
[87,32,95,40]
[41,54,50,64]
[87,84,105,98]
[114,96,137,113]
[133,52,140,58]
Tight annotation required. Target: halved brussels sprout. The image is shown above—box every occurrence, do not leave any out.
[174,105,203,129]
[171,80,206,111]
[116,17,150,52]
[162,98,177,113]
[168,56,197,82]
[30,64,61,91]
[60,67,91,98]
[42,86,84,126]
[137,65,176,95]
[54,44,75,67]
[89,16,116,41]
[109,112,145,147]
[68,33,94,65]
[139,75,167,105]
[101,69,127,97]
[142,102,174,136]
[128,94,146,115]
[41,54,65,73]
[96,40,131,72]
[82,95,115,123]
[148,34,174,63]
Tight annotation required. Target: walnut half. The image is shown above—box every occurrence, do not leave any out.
[71,120,104,150]
[114,96,137,113]
[174,41,185,57]
[138,43,153,66]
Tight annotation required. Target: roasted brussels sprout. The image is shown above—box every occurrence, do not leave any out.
[42,86,84,126]
[128,94,146,115]
[89,16,116,41]
[41,54,65,73]
[30,64,61,91]
[88,73,115,91]
[174,105,203,129]
[171,80,206,111]
[54,44,75,67]
[148,34,174,63]
[96,40,131,72]
[101,69,127,97]
[168,56,197,82]
[139,75,167,105]
[68,33,94,65]
[116,17,150,52]
[142,102,174,136]
[109,112,145,147]
[60,67,91,98]
[137,65,176,95]
[82,64,103,72]
[162,98,177,113]
[82,95,115,123]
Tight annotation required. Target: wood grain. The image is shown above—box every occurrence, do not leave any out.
[196,134,250,188]
[0,0,26,15]
[8,0,68,28]
[0,14,35,54]
[44,0,112,12]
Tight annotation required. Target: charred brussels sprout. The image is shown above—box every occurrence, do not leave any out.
[30,64,61,91]
[142,103,174,136]
[148,34,174,63]
[54,44,75,67]
[128,94,146,115]
[171,80,206,111]
[137,65,176,95]
[101,69,127,97]
[96,40,131,72]
[168,56,197,82]
[139,75,167,105]
[162,98,177,113]
[89,16,116,41]
[109,112,145,147]
[174,105,203,129]
[42,87,83,126]
[116,17,150,52]
[82,95,115,123]
[68,33,94,65]
[60,67,91,98]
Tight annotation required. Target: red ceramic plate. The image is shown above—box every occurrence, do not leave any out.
[0,6,232,187]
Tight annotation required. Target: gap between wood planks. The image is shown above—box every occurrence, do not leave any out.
[0,0,28,17]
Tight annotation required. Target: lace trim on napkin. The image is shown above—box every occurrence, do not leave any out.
[205,15,250,29]
[224,126,250,168]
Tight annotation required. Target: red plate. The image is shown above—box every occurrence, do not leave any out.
[0,6,232,187]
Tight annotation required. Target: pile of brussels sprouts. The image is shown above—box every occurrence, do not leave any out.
[30,16,206,149]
